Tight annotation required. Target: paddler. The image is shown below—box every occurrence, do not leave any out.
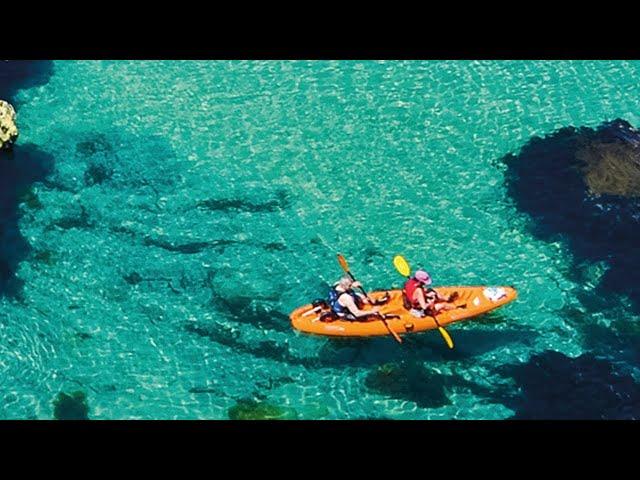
[403,270,458,317]
[326,276,383,321]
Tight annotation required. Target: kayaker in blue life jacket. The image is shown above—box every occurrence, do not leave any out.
[328,276,382,320]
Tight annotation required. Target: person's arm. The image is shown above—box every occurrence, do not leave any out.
[340,294,378,318]
[414,288,432,311]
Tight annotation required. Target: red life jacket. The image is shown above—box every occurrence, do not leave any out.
[403,278,423,309]
[403,278,437,309]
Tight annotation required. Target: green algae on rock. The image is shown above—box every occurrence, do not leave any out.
[53,391,89,420]
[571,118,640,198]
[228,398,297,420]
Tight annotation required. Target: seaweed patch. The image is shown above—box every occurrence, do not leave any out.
[84,162,114,186]
[228,398,297,420]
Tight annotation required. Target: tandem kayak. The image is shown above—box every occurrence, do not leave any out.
[290,286,517,338]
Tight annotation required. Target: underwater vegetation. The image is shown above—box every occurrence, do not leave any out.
[84,161,114,187]
[52,390,90,420]
[228,398,297,420]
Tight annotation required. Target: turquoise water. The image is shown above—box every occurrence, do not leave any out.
[2,60,640,419]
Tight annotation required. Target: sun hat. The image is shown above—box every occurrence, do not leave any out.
[414,270,432,285]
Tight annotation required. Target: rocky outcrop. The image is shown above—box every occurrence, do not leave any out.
[0,100,18,149]
[503,118,640,319]
[497,350,640,419]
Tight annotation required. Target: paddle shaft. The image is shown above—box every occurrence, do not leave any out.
[343,270,372,301]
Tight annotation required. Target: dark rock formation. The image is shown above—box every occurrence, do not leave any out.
[0,146,54,298]
[496,350,640,419]
[53,391,90,420]
[503,118,640,314]
[0,61,54,105]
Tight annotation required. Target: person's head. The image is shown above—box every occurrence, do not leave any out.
[337,276,354,290]
[414,270,432,286]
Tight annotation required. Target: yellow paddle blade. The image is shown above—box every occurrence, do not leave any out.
[439,327,454,349]
[393,255,411,277]
[337,254,349,273]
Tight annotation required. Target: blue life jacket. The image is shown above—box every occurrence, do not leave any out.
[328,287,361,316]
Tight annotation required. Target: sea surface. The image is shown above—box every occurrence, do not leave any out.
[1,60,640,419]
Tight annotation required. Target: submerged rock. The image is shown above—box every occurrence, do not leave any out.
[503,118,640,317]
[84,161,114,186]
[52,391,90,420]
[228,398,297,420]
[497,350,640,419]
[0,100,18,150]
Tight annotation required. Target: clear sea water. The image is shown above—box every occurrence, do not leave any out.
[2,60,640,419]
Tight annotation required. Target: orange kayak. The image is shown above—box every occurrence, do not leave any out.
[290,286,517,338]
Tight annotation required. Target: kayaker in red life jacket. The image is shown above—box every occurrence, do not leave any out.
[403,270,458,317]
